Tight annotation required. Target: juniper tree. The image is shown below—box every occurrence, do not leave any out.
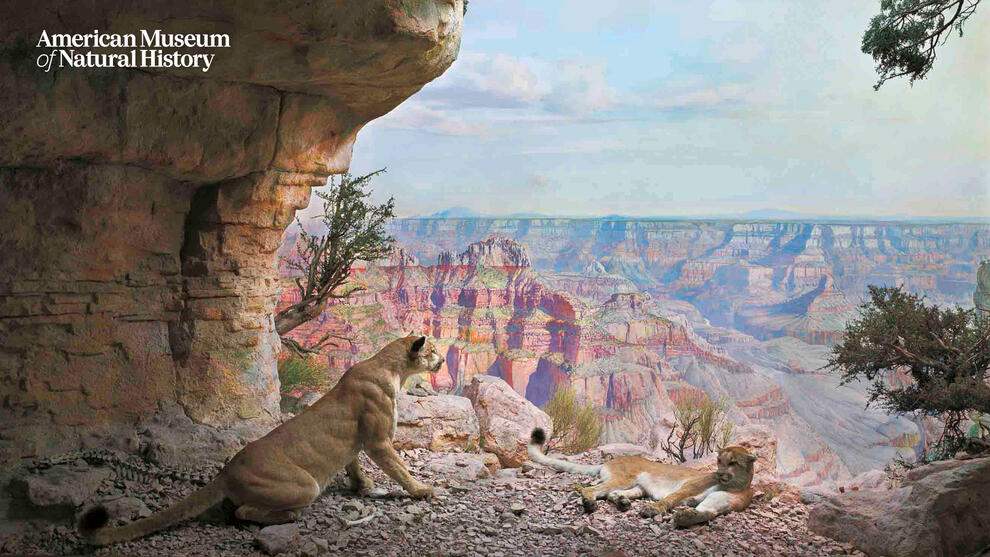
[276,170,395,354]
[827,285,990,457]
[863,0,982,89]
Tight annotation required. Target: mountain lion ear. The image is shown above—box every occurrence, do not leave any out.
[410,336,426,353]
[408,330,415,337]
[747,451,759,463]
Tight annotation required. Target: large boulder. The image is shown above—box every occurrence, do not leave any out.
[807,456,990,557]
[729,424,778,476]
[8,466,111,517]
[597,443,653,459]
[394,393,480,452]
[463,376,552,467]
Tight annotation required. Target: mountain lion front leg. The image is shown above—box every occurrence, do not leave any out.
[673,491,733,527]
[641,475,717,517]
[366,441,433,499]
[345,458,375,492]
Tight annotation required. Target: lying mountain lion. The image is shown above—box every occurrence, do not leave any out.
[527,428,756,527]
[79,335,445,546]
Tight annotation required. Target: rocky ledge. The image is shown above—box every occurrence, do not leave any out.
[3,448,862,557]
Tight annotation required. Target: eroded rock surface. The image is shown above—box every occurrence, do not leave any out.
[807,456,990,557]
[0,0,463,464]
[395,393,480,452]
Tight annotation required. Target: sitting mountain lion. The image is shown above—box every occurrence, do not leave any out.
[79,335,444,546]
[527,428,756,527]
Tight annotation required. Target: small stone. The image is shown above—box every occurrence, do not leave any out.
[509,502,525,515]
[298,539,320,557]
[311,537,328,552]
[341,500,365,514]
[255,523,300,556]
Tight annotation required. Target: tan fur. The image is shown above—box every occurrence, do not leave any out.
[529,432,755,526]
[79,335,444,546]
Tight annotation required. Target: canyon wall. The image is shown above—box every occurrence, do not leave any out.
[389,219,989,342]
[0,0,463,464]
[280,222,987,484]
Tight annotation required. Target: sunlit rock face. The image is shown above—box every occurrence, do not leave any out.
[0,0,463,463]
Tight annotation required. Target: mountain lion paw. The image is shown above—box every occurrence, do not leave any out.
[673,508,713,528]
[349,476,375,492]
[408,484,434,499]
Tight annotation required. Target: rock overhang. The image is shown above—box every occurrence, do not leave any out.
[0,0,464,464]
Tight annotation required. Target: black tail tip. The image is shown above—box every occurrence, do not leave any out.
[531,428,546,445]
[78,505,109,533]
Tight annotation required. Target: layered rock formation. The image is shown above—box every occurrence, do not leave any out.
[277,226,983,484]
[389,219,989,342]
[0,0,463,464]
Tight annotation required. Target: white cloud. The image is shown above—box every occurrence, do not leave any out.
[545,59,618,115]
[376,102,488,136]
[416,51,619,117]
[419,51,550,109]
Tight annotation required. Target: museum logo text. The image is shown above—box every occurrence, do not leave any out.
[35,30,230,73]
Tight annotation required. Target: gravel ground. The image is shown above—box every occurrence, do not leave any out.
[2,449,865,557]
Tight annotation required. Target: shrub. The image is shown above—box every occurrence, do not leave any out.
[277,356,330,392]
[658,392,733,463]
[543,383,604,454]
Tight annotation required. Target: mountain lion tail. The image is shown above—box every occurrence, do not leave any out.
[527,428,603,476]
[78,477,225,546]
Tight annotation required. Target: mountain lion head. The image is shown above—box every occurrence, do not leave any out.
[407,335,444,374]
[715,446,757,489]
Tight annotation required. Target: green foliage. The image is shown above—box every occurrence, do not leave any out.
[827,285,990,457]
[658,392,733,463]
[863,0,982,89]
[277,357,330,392]
[276,170,395,352]
[543,383,604,454]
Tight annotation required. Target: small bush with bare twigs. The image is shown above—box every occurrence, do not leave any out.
[657,391,733,463]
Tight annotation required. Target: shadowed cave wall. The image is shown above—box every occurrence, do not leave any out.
[0,0,463,465]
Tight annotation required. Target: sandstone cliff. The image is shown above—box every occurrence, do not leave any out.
[0,0,463,464]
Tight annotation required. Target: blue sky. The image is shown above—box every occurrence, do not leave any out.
[337,0,989,219]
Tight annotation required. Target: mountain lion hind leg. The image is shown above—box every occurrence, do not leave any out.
[607,486,645,511]
[230,468,321,525]
[575,477,633,513]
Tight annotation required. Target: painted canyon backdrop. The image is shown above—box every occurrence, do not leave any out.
[279,217,989,485]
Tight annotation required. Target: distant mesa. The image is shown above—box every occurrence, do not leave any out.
[429,206,485,218]
[437,236,531,268]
